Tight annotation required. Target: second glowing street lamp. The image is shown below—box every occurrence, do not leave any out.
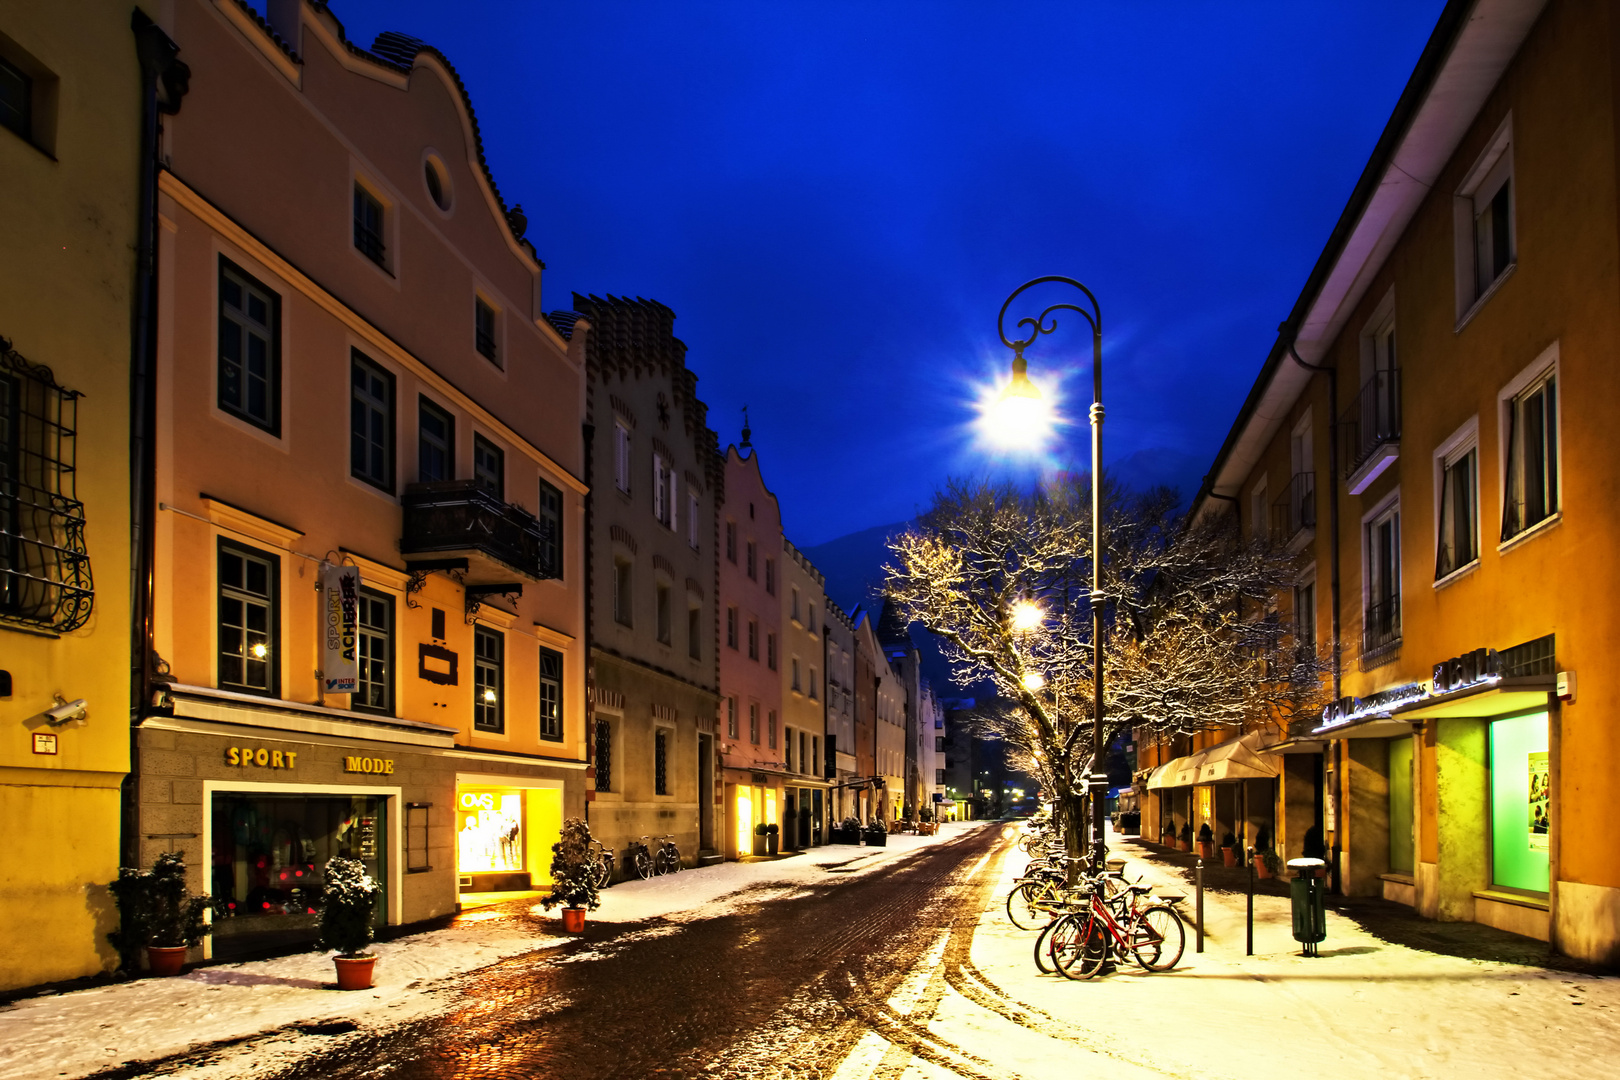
[990,275,1108,867]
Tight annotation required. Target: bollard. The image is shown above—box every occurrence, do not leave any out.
[1195,857,1204,954]
[1246,846,1255,957]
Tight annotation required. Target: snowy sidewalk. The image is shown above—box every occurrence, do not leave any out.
[961,840,1620,1079]
[0,824,982,1080]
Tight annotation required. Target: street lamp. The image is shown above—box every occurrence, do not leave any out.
[990,275,1108,868]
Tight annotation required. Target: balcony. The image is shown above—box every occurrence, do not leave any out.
[1340,369,1401,494]
[401,480,553,585]
[1269,471,1316,551]
[1361,596,1401,668]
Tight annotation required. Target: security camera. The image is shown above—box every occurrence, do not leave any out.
[44,696,88,728]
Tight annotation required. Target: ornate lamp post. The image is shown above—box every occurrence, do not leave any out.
[992,275,1108,867]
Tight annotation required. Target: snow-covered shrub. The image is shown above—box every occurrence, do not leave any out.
[542,818,600,912]
[319,857,379,957]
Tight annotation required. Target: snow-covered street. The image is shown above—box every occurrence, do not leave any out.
[2,823,1615,1080]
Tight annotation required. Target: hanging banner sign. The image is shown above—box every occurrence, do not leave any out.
[322,562,361,694]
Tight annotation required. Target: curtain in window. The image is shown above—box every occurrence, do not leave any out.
[1501,401,1521,541]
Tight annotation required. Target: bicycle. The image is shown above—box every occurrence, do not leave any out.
[653,834,682,875]
[1050,874,1186,979]
[629,836,654,880]
[588,841,616,889]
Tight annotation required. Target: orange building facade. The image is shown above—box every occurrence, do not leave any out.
[132,0,588,960]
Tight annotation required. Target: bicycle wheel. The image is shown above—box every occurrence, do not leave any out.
[667,847,682,872]
[1130,905,1186,971]
[1055,910,1111,980]
[659,848,678,876]
[633,848,653,879]
[1042,913,1085,975]
[1005,882,1045,931]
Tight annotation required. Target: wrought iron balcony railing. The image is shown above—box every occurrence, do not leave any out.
[1363,596,1401,655]
[1269,471,1316,544]
[401,480,554,582]
[1340,369,1401,480]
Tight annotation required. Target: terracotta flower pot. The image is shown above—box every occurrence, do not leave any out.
[1197,840,1214,860]
[1256,860,1274,880]
[1222,847,1238,868]
[333,955,376,991]
[561,907,586,934]
[146,946,187,977]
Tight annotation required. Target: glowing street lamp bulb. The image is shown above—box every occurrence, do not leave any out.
[1010,600,1043,632]
[1021,671,1046,691]
[983,370,1050,450]
[250,643,268,659]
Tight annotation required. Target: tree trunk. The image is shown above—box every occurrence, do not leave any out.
[1061,793,1088,886]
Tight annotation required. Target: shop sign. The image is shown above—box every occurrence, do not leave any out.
[343,755,395,774]
[460,791,496,810]
[1316,683,1428,731]
[1315,644,1505,733]
[321,563,361,694]
[1432,647,1500,695]
[226,746,298,769]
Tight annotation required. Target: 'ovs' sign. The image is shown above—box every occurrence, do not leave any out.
[460,791,495,811]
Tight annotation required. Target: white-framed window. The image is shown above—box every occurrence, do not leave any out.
[614,421,631,494]
[791,657,801,692]
[1363,494,1402,655]
[1454,114,1515,323]
[1293,571,1316,656]
[809,666,818,701]
[1499,346,1559,544]
[474,294,500,366]
[1433,417,1480,582]
[687,492,700,549]
[613,559,633,627]
[652,453,675,529]
[791,587,801,623]
[688,601,702,660]
[656,581,671,645]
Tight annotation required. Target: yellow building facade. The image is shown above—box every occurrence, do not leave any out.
[0,3,142,990]
[1189,0,1620,963]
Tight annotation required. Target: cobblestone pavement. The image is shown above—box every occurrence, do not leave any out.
[232,826,1013,1080]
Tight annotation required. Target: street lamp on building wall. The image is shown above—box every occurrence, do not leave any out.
[986,275,1108,868]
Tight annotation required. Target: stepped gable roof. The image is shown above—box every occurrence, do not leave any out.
[545,310,581,340]
[575,293,720,489]
[295,6,538,264]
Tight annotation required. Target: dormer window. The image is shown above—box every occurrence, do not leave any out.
[475,296,498,364]
[353,184,386,266]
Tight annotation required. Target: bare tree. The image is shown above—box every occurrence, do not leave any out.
[882,474,1328,873]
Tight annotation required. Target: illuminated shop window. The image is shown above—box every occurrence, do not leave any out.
[456,788,524,874]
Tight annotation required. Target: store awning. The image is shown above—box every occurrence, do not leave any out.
[1396,678,1555,720]
[1195,732,1280,783]
[1145,761,1180,790]
[1147,751,1211,789]
[1263,737,1329,755]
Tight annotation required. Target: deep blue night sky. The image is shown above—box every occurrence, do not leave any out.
[328,1,1445,546]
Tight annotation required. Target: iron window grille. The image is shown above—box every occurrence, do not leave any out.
[594,719,613,792]
[1499,633,1555,678]
[353,184,386,265]
[217,539,278,695]
[0,338,91,632]
[350,352,394,491]
[418,397,454,483]
[538,646,562,741]
[473,626,504,732]
[474,297,498,363]
[655,730,669,795]
[218,259,280,434]
[354,587,393,715]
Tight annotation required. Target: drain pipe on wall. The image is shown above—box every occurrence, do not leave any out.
[1285,327,1344,896]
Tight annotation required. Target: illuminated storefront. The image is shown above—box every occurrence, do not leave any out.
[454,777,564,893]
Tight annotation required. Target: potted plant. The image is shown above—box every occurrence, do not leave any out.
[835,816,862,844]
[1196,823,1214,860]
[319,856,380,989]
[1178,822,1194,852]
[107,852,211,977]
[766,822,780,856]
[1253,826,1281,880]
[1220,831,1240,868]
[541,818,601,933]
[799,805,812,847]
[863,819,888,848]
[1159,822,1176,848]
[754,822,769,856]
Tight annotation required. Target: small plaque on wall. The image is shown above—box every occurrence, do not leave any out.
[32,733,58,755]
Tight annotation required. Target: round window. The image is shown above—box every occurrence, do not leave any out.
[424,157,451,211]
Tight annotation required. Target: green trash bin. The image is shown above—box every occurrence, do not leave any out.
[1287,858,1327,955]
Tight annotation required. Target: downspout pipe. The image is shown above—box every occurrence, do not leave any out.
[1284,328,1343,897]
[127,10,187,869]
[581,422,594,828]
[1284,329,1342,704]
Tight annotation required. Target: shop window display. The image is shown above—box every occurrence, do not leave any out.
[457,788,526,873]
[210,794,386,954]
[1490,711,1550,894]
